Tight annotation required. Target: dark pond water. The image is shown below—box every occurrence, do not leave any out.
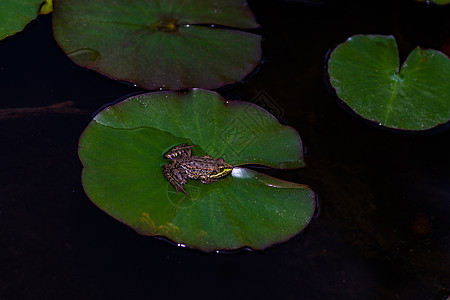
[1,0,449,299]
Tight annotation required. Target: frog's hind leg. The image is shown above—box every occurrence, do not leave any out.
[164,144,197,159]
[163,163,188,194]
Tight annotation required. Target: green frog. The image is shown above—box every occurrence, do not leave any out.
[162,144,233,194]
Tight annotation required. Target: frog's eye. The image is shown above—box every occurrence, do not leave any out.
[220,166,232,172]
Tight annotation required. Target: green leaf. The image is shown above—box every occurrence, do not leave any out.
[416,0,450,4]
[53,0,261,90]
[39,0,52,15]
[0,0,43,40]
[79,89,315,251]
[93,89,304,168]
[328,34,450,130]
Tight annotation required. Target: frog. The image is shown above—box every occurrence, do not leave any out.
[162,144,233,194]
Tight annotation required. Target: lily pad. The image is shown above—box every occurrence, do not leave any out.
[416,0,450,4]
[79,89,315,251]
[39,0,52,14]
[0,0,43,40]
[328,34,450,130]
[53,0,261,90]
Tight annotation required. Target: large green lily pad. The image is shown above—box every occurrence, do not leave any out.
[328,34,450,130]
[53,0,261,90]
[0,0,43,41]
[79,89,315,251]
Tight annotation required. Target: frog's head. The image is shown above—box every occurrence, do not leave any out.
[211,159,233,179]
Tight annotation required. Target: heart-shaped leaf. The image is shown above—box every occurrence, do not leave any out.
[79,89,315,251]
[0,0,43,40]
[53,0,261,90]
[328,34,450,130]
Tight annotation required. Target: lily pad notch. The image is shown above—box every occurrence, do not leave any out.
[79,89,316,252]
